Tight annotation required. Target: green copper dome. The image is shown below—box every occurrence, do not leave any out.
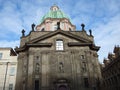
[40,5,70,23]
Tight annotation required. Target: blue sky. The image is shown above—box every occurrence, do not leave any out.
[0,0,120,63]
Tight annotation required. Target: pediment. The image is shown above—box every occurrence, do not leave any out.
[28,30,92,44]
[15,30,100,53]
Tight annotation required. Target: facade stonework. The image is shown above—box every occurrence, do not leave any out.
[15,5,101,90]
[101,46,120,90]
[0,48,17,90]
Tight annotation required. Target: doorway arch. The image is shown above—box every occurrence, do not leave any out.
[58,85,68,90]
[54,78,70,90]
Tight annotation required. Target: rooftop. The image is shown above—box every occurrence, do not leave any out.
[40,5,70,23]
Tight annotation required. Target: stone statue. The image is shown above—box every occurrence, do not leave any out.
[59,62,64,73]
[21,29,25,37]
[89,29,92,36]
[32,23,35,31]
[35,63,40,73]
[81,23,85,31]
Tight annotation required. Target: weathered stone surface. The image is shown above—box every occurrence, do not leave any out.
[15,29,101,90]
[15,5,101,90]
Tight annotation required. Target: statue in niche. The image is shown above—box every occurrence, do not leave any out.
[35,63,40,73]
[81,62,87,72]
[59,62,64,73]
[23,65,26,73]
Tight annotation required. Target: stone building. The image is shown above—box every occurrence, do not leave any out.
[101,45,120,90]
[15,5,101,90]
[0,48,17,90]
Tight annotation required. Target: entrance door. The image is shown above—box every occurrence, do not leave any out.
[35,80,39,90]
[58,85,67,90]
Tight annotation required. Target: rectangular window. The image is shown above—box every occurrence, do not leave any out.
[35,80,39,90]
[9,67,15,76]
[9,84,13,90]
[0,53,3,59]
[84,78,89,88]
[56,40,64,50]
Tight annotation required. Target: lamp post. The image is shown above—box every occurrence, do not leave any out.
[3,62,10,90]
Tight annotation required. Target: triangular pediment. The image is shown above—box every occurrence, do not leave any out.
[28,30,92,44]
[15,30,100,53]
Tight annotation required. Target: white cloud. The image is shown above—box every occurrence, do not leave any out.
[0,0,120,63]
[93,14,120,62]
[0,1,23,35]
[100,0,120,14]
[73,0,96,14]
[0,0,41,39]
[0,40,19,48]
[66,0,120,63]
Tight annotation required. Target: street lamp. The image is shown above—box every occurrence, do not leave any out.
[3,62,10,90]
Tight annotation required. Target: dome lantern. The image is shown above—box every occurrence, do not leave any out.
[50,4,59,11]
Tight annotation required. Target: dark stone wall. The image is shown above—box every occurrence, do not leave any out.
[15,31,101,90]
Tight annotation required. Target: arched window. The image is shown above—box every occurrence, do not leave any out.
[81,55,85,59]
[53,24,57,31]
[56,40,64,50]
[41,28,44,31]
[69,28,72,31]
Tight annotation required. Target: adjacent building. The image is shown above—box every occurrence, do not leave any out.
[101,45,120,90]
[0,48,17,90]
[15,5,102,90]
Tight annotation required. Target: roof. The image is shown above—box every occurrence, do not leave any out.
[0,47,12,50]
[40,5,70,23]
[0,47,17,56]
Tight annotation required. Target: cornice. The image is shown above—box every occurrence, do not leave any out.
[68,42,92,46]
[15,43,52,53]
[68,42,100,51]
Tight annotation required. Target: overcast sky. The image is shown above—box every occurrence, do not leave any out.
[0,0,120,63]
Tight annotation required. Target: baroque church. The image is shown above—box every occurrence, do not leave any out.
[15,5,101,90]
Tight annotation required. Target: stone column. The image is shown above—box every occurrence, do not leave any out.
[41,52,49,90]
[85,50,94,88]
[71,51,77,90]
[15,53,24,90]
[27,52,34,90]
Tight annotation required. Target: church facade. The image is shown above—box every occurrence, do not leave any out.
[15,5,101,90]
